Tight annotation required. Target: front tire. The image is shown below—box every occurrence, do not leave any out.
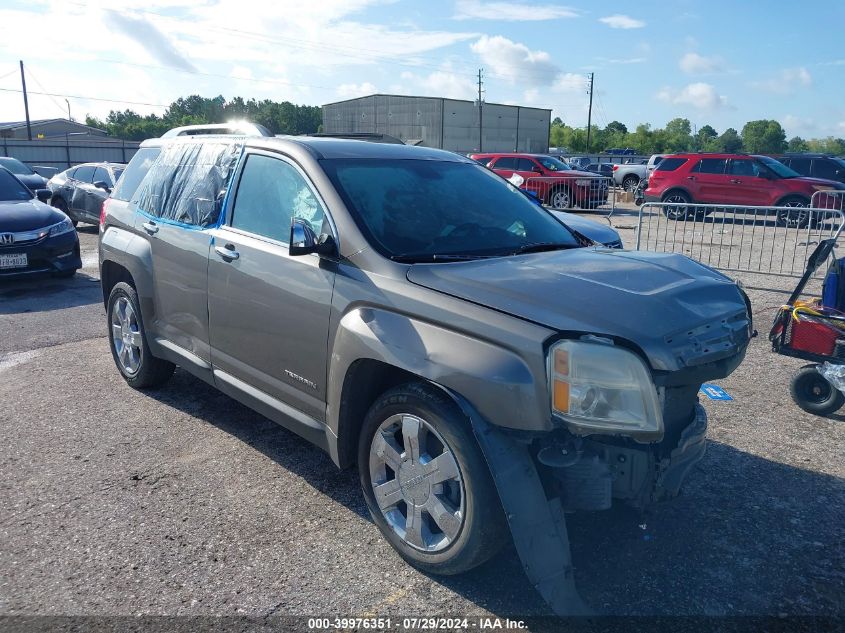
[107,281,175,389]
[622,175,639,193]
[790,365,845,416]
[358,382,508,575]
[51,197,77,227]
[549,186,573,210]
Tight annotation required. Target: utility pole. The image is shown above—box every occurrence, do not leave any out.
[65,98,71,122]
[585,72,594,153]
[20,60,32,141]
[477,68,484,152]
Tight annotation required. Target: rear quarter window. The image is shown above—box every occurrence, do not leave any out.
[655,157,687,172]
[112,148,161,202]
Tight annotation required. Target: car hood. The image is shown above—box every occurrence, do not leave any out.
[551,211,620,246]
[407,248,750,373]
[0,199,66,231]
[15,173,48,190]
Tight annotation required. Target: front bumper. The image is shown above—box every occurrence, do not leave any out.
[0,230,81,278]
[543,403,708,512]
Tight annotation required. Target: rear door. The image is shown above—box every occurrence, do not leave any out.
[688,158,729,203]
[207,150,336,422]
[83,166,111,222]
[490,156,517,180]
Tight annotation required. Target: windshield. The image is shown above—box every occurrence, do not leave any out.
[756,155,799,178]
[0,168,34,201]
[0,157,33,176]
[112,168,124,182]
[322,159,580,260]
[832,157,845,170]
[536,156,571,171]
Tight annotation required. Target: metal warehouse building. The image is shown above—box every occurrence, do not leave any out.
[322,94,550,154]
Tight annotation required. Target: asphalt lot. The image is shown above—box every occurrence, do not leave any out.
[1,216,843,620]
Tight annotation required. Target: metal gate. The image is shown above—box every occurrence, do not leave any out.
[635,202,845,278]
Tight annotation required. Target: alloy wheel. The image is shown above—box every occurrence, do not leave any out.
[551,189,571,209]
[111,296,143,375]
[779,201,809,228]
[663,194,690,220]
[369,413,465,552]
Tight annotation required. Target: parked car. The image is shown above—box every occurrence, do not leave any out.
[644,153,845,227]
[613,154,665,192]
[100,136,751,614]
[469,152,609,209]
[47,162,126,226]
[775,154,845,185]
[0,157,48,193]
[585,162,614,178]
[566,156,591,170]
[0,167,80,278]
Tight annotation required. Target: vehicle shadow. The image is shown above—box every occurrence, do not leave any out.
[143,369,845,617]
[0,272,102,315]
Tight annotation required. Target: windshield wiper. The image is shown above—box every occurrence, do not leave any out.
[390,253,492,263]
[509,242,577,255]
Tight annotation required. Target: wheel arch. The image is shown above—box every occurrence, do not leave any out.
[775,193,811,207]
[327,307,543,469]
[661,187,692,202]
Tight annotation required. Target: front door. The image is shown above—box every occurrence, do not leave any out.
[726,159,770,206]
[207,151,336,422]
[69,165,95,215]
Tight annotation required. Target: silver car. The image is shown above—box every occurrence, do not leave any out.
[100,136,751,614]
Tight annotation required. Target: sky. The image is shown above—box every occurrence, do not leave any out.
[0,0,843,139]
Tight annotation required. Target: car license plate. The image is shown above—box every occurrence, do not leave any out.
[0,253,27,269]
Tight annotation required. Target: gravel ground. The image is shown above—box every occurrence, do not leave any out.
[0,218,843,623]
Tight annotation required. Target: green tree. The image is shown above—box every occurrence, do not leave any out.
[664,117,693,152]
[787,136,809,152]
[741,120,787,153]
[806,137,845,155]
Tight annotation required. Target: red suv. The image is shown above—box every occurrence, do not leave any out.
[470,152,609,210]
[644,153,845,227]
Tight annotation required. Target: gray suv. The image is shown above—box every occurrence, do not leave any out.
[99,136,751,614]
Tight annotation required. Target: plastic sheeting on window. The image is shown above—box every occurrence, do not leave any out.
[133,140,243,227]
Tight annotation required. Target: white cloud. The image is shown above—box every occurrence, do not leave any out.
[454,0,578,21]
[781,114,816,136]
[753,67,812,95]
[395,69,476,100]
[553,73,588,93]
[470,35,559,85]
[336,82,377,98]
[599,14,645,29]
[679,52,724,74]
[656,82,728,110]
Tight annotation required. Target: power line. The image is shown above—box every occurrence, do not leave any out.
[24,67,69,119]
[0,86,168,108]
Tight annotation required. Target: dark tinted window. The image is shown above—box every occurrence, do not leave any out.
[112,148,160,202]
[322,159,579,259]
[814,159,842,180]
[517,158,539,172]
[789,158,811,175]
[231,154,325,242]
[0,168,32,201]
[93,167,111,185]
[65,167,77,179]
[693,158,727,174]
[73,165,95,183]
[493,157,517,169]
[728,160,761,177]
[655,157,687,172]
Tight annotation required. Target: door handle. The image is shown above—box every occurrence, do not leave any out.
[730,179,742,184]
[686,176,696,181]
[215,244,240,261]
[142,221,159,235]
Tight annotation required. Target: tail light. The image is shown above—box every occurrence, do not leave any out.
[100,198,112,232]
[612,165,619,171]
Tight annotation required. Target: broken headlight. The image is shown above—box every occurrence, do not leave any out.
[548,339,662,437]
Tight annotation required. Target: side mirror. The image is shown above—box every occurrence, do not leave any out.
[93,180,111,192]
[35,188,51,203]
[289,218,335,257]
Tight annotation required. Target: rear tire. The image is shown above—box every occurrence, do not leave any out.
[662,191,692,220]
[358,382,508,575]
[790,365,844,416]
[622,175,639,193]
[107,281,175,389]
[549,186,573,210]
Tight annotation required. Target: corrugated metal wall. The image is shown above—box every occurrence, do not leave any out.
[0,138,140,176]
[323,95,550,154]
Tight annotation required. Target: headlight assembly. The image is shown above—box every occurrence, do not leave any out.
[48,218,75,238]
[548,339,662,437]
